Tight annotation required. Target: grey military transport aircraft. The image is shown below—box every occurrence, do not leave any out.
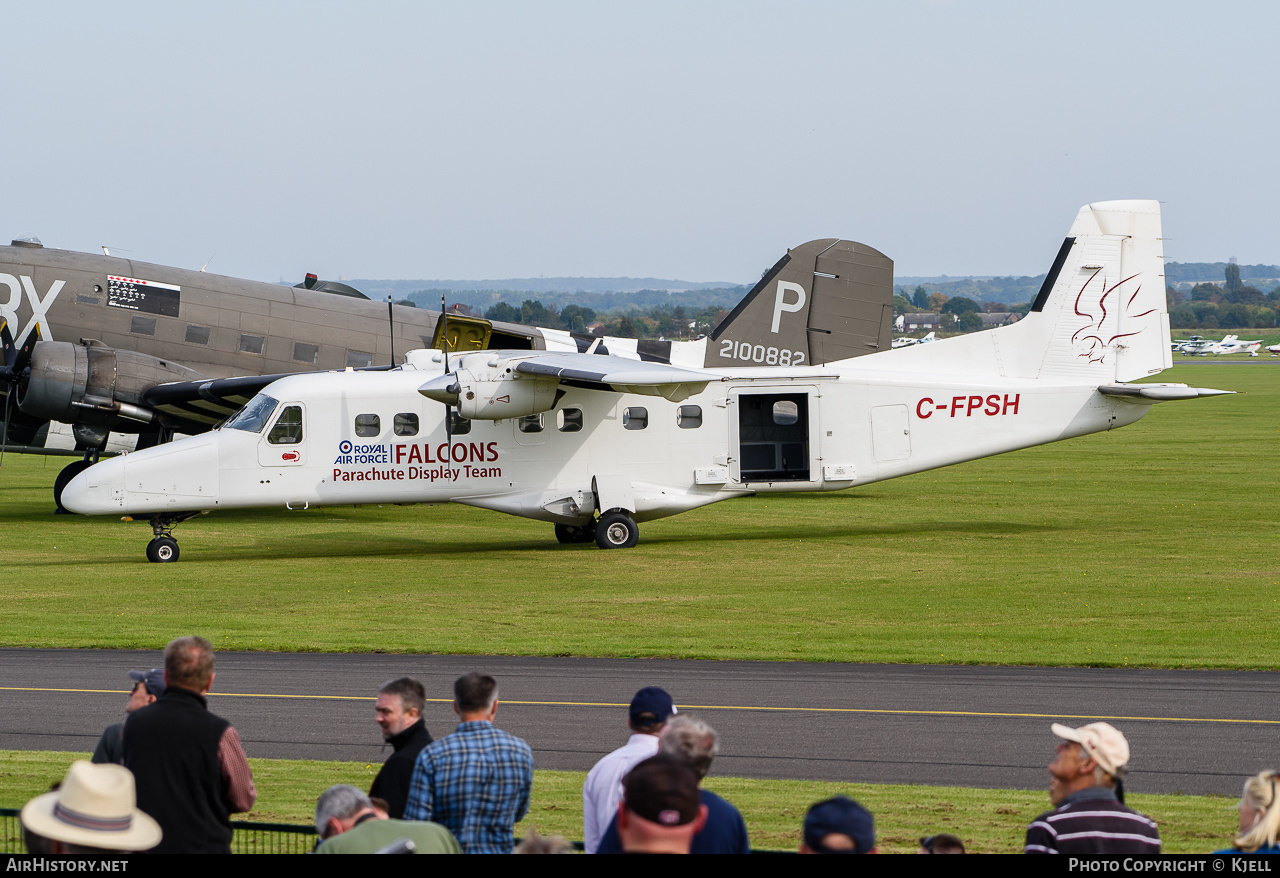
[0,235,893,510]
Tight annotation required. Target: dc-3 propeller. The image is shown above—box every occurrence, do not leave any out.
[0,320,39,467]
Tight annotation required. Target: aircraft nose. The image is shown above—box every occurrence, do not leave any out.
[61,458,126,514]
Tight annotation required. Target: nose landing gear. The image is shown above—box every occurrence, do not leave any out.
[145,512,201,563]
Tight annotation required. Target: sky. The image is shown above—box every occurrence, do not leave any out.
[4,1,1277,285]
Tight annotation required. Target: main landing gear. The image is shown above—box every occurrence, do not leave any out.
[553,509,641,549]
[145,512,201,563]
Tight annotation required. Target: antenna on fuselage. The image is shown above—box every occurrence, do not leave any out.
[387,296,395,366]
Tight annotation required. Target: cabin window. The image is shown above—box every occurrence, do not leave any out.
[518,414,544,434]
[449,412,471,435]
[293,342,319,364]
[224,394,278,434]
[773,400,799,425]
[558,408,583,432]
[346,350,373,368]
[623,407,648,430]
[678,405,702,429]
[267,406,304,445]
[240,334,265,355]
[130,316,156,336]
[394,413,419,436]
[185,325,210,345]
[355,413,380,437]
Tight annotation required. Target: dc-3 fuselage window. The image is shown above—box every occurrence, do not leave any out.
[394,413,419,436]
[268,406,304,445]
[623,407,648,430]
[678,405,702,429]
[518,414,544,434]
[355,414,380,437]
[558,408,583,432]
[224,394,279,434]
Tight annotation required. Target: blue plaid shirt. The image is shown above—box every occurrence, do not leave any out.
[403,720,533,854]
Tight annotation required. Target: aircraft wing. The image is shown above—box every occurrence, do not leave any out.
[144,367,395,430]
[512,352,715,401]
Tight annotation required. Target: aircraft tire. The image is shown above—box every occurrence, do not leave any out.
[595,511,638,549]
[146,537,180,563]
[53,459,95,513]
[555,524,594,544]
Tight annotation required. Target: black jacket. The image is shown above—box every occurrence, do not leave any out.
[122,686,233,854]
[369,719,433,818]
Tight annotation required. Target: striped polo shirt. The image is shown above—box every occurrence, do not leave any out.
[1025,787,1161,855]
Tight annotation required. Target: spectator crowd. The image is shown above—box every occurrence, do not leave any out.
[17,635,1280,856]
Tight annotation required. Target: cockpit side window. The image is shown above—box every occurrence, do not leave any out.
[224,394,279,434]
[267,405,304,445]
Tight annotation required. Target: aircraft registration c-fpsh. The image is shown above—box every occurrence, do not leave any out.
[62,200,1231,562]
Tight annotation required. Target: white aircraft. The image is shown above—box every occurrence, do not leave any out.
[891,331,936,348]
[63,200,1232,562]
[1173,334,1262,356]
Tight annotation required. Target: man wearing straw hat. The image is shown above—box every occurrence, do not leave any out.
[21,761,161,854]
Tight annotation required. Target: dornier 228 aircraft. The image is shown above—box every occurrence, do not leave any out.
[63,201,1231,562]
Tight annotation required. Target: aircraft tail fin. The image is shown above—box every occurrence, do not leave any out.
[1016,200,1171,382]
[704,239,893,369]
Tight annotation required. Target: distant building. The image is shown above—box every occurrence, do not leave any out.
[980,312,1019,327]
[897,313,944,331]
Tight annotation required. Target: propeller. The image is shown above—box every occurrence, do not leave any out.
[0,321,33,466]
[440,295,453,449]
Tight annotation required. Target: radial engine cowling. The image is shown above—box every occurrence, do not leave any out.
[17,341,205,427]
[419,368,560,420]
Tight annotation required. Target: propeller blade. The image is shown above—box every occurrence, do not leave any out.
[0,319,14,371]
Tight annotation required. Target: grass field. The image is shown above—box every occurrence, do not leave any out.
[0,750,1239,854]
[0,364,1274,668]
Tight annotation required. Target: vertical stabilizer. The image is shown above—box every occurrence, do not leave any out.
[705,239,892,368]
[1025,200,1171,382]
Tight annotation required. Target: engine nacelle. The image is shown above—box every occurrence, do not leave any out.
[419,367,560,420]
[17,341,205,429]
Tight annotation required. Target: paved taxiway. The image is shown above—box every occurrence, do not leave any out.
[2,649,1275,796]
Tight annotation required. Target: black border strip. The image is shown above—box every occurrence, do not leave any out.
[1030,237,1075,313]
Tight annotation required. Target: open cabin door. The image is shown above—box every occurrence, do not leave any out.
[730,389,816,484]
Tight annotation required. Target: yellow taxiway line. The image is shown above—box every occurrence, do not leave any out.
[1,686,1275,726]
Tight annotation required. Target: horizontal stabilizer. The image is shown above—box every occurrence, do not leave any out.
[1098,383,1235,403]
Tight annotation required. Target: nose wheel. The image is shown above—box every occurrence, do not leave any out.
[144,512,201,563]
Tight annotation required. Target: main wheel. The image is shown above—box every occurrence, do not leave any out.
[53,459,95,513]
[595,511,639,549]
[554,524,594,544]
[146,537,180,563]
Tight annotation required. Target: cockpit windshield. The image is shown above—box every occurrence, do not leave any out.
[223,394,279,434]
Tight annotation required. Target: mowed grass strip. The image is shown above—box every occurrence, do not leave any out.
[0,750,1236,854]
[0,364,1274,667]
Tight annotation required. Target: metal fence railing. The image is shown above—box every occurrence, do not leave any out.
[0,809,318,855]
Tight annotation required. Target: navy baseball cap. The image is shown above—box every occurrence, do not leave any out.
[629,686,676,725]
[128,669,166,698]
[803,796,875,854]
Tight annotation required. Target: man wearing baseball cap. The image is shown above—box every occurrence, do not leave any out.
[1025,722,1160,854]
[616,754,708,854]
[582,685,676,853]
[800,796,878,854]
[91,668,165,766]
